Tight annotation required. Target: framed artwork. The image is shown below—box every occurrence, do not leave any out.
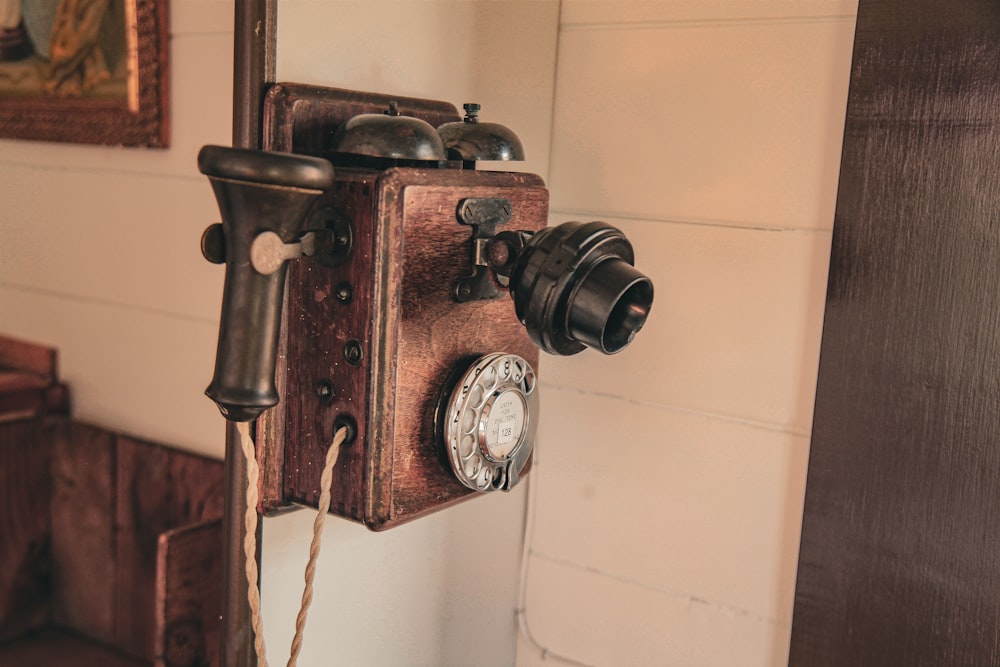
[0,0,169,147]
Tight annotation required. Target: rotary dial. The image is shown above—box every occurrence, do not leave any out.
[439,353,537,492]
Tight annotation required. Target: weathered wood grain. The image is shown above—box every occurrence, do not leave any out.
[114,436,224,661]
[383,172,546,524]
[267,168,547,530]
[0,335,58,380]
[790,1,1000,664]
[50,421,117,646]
[0,333,223,664]
[0,629,147,667]
[0,418,52,642]
[155,520,223,667]
[0,334,70,420]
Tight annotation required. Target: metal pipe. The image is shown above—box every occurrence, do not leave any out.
[233,0,276,150]
[221,422,255,667]
[222,1,276,665]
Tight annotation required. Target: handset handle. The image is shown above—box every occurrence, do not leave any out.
[199,146,334,422]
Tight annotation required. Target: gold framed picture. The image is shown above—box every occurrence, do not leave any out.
[0,0,169,147]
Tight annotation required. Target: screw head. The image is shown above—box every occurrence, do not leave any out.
[344,340,363,366]
[334,281,353,304]
[316,380,334,403]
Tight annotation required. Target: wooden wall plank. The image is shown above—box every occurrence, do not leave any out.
[0,418,52,642]
[115,435,224,661]
[0,374,70,422]
[155,520,223,667]
[0,628,146,667]
[49,421,117,646]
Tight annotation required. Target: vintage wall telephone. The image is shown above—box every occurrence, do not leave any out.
[199,84,653,530]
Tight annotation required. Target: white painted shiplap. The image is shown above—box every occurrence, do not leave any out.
[531,389,810,625]
[560,0,857,26]
[541,213,832,434]
[516,2,857,665]
[548,18,855,230]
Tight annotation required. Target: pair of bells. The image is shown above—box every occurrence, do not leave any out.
[331,102,524,162]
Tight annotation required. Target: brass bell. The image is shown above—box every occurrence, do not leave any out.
[438,103,525,162]
[330,101,446,161]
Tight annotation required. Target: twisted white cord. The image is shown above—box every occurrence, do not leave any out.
[238,420,268,665]
[287,425,347,665]
[238,421,348,667]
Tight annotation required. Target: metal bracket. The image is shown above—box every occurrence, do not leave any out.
[201,206,352,276]
[454,197,512,302]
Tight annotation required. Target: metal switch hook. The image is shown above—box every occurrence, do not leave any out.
[203,211,353,276]
[251,231,308,275]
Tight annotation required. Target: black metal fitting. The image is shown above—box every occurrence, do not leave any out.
[506,221,653,356]
[316,380,335,404]
[344,340,364,366]
[454,197,513,302]
[487,230,532,278]
[334,281,353,304]
[306,206,353,268]
[334,414,358,445]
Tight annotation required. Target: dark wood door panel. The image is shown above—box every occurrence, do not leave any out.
[790,1,1000,665]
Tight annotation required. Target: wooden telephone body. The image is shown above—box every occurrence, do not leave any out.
[253,84,548,530]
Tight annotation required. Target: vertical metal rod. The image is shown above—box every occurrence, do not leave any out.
[232,0,276,150]
[222,1,276,665]
[221,422,255,667]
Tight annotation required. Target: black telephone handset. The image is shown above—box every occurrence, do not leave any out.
[198,146,335,422]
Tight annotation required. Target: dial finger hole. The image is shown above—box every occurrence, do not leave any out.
[492,467,506,490]
[462,408,478,434]
[463,455,480,479]
[511,359,525,382]
[477,467,492,489]
[480,365,498,390]
[468,384,485,409]
[500,358,511,379]
[523,370,536,394]
[459,434,476,458]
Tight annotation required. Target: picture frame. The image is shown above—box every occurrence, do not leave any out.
[0,0,169,147]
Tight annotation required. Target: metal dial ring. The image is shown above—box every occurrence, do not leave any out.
[439,353,537,492]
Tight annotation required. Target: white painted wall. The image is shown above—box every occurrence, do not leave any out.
[0,1,858,665]
[517,1,857,665]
